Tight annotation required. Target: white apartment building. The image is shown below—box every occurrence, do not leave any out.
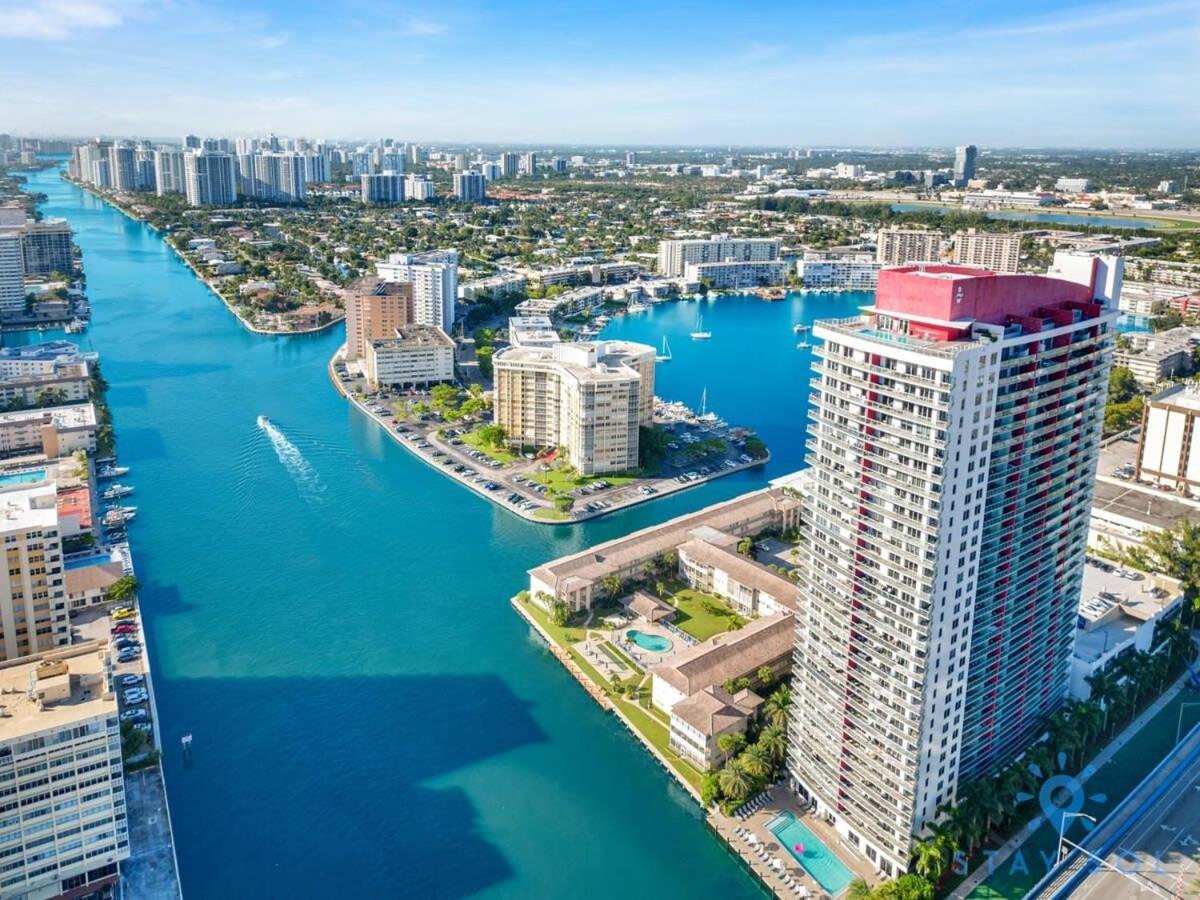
[685,259,788,289]
[459,273,526,302]
[376,250,458,330]
[183,150,237,206]
[518,152,537,176]
[507,316,559,349]
[0,482,70,661]
[796,251,880,290]
[1055,177,1092,193]
[1048,249,1124,307]
[951,229,1023,274]
[363,325,455,389]
[453,171,487,202]
[0,342,97,380]
[493,341,655,475]
[153,149,185,197]
[0,233,23,315]
[657,235,781,278]
[0,645,128,898]
[250,153,307,203]
[499,152,519,177]
[791,264,1116,877]
[1114,327,1194,385]
[875,227,943,266]
[405,175,435,201]
[361,173,405,204]
[106,145,135,193]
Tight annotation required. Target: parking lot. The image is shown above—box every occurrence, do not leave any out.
[337,377,766,522]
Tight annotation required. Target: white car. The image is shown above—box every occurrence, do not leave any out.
[119,709,147,722]
[120,674,144,687]
[123,689,148,703]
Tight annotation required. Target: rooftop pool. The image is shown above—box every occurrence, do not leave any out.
[767,811,854,896]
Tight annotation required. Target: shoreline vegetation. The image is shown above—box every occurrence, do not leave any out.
[65,174,345,337]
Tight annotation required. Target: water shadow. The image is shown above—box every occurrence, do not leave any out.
[159,673,547,898]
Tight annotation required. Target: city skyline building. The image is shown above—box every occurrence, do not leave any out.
[376,250,458,330]
[789,264,1118,877]
[954,144,977,185]
[183,149,237,206]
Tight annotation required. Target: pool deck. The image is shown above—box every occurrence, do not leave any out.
[711,796,877,899]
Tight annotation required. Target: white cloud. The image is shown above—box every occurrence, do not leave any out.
[0,0,136,40]
[403,17,446,36]
[259,33,289,49]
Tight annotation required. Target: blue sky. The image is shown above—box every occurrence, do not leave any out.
[1,0,1198,146]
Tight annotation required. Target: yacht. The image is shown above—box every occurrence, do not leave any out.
[102,484,134,501]
[689,314,712,341]
[97,465,129,480]
[655,336,672,363]
[627,302,649,314]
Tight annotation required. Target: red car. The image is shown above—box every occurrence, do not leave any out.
[111,623,137,635]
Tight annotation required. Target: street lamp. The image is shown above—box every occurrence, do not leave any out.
[1057,812,1097,865]
[1176,702,1200,745]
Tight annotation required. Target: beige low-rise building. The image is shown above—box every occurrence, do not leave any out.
[64,561,125,611]
[0,644,128,899]
[0,404,97,459]
[0,364,90,410]
[528,487,801,612]
[677,529,799,617]
[494,340,655,475]
[363,325,455,389]
[1114,327,1194,386]
[669,685,762,769]
[650,612,794,713]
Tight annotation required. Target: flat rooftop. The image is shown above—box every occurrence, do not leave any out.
[0,643,115,740]
[1075,562,1183,663]
[371,324,454,350]
[0,481,60,531]
[1090,479,1200,532]
[0,402,96,429]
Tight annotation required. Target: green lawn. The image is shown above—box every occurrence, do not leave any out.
[518,594,703,792]
[529,463,640,497]
[461,427,520,464]
[669,588,747,641]
[533,507,570,521]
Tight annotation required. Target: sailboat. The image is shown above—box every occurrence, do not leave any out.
[656,336,672,363]
[690,313,712,340]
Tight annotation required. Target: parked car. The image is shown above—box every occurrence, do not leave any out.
[119,709,148,722]
[123,689,148,704]
[117,649,142,663]
[120,674,144,686]
[111,623,136,635]
[110,608,136,620]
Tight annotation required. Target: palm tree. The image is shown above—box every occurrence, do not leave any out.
[972,779,1005,840]
[756,665,774,687]
[717,763,751,804]
[716,731,747,760]
[1164,623,1196,665]
[1073,701,1103,749]
[912,838,947,883]
[1026,744,1056,781]
[1085,671,1120,734]
[738,745,771,780]
[764,684,791,728]
[600,574,622,600]
[757,725,787,767]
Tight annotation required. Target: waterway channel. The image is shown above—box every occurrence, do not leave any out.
[19,165,870,898]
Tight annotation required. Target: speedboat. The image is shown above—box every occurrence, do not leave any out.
[102,484,134,501]
[97,465,129,479]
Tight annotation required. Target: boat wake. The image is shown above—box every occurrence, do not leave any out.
[256,415,323,498]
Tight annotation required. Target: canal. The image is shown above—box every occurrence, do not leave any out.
[20,165,866,898]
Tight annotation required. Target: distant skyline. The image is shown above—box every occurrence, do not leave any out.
[2,0,1198,147]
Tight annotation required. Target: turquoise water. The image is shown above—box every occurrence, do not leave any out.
[627,630,672,653]
[20,165,872,898]
[767,811,854,896]
[890,202,1168,230]
[0,469,46,486]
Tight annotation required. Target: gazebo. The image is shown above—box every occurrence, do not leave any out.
[627,591,675,623]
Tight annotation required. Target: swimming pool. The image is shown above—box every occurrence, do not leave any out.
[767,811,854,896]
[626,630,672,653]
[0,470,46,487]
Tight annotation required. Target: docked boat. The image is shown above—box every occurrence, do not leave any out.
[102,484,134,501]
[796,340,811,349]
[626,302,649,314]
[97,465,129,479]
[655,336,672,363]
[102,509,136,527]
[96,456,116,466]
[65,318,88,334]
[793,323,809,334]
[105,504,137,516]
[689,314,712,341]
